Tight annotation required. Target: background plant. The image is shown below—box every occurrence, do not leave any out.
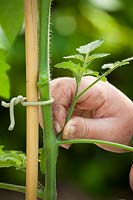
[0,0,133,199]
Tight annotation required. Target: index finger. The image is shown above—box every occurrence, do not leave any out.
[51,77,76,132]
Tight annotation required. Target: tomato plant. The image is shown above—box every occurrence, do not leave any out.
[0,0,133,200]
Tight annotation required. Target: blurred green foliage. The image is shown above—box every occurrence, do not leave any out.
[0,0,133,198]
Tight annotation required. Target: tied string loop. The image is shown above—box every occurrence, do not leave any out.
[1,95,54,131]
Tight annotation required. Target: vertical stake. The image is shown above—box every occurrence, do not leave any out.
[24,0,38,200]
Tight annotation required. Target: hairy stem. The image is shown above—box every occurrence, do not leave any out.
[57,139,133,152]
[39,0,58,199]
[0,182,44,199]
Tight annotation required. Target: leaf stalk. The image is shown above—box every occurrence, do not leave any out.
[57,139,133,152]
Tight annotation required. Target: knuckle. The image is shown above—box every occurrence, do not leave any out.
[51,78,75,107]
[80,118,89,138]
[96,84,107,104]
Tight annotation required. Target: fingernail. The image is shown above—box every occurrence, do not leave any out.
[55,121,62,133]
[61,144,70,149]
[64,124,76,139]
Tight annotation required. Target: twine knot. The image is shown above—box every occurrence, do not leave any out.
[1,95,54,131]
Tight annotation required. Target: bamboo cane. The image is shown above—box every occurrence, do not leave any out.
[24,0,38,200]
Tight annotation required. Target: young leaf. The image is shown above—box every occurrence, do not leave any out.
[55,61,75,70]
[101,59,131,70]
[55,61,83,84]
[122,57,133,62]
[100,76,107,82]
[102,63,114,69]
[64,54,84,62]
[115,61,130,67]
[88,53,110,63]
[0,146,26,170]
[54,61,81,77]
[76,38,104,54]
[82,69,99,77]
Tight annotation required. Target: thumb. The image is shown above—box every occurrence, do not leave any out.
[62,116,125,152]
[129,164,133,191]
[63,116,115,140]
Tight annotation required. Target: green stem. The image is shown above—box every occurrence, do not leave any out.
[57,139,133,152]
[83,52,89,68]
[0,182,44,199]
[66,53,89,123]
[77,64,123,99]
[66,81,79,122]
[39,0,58,200]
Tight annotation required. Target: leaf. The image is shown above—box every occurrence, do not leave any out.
[101,56,133,72]
[0,57,10,98]
[122,57,133,62]
[83,69,99,77]
[0,146,26,170]
[0,26,10,51]
[101,63,114,69]
[100,76,107,82]
[39,148,45,174]
[88,53,110,63]
[0,0,24,45]
[55,61,83,84]
[76,38,104,54]
[101,58,132,70]
[64,54,84,62]
[55,61,75,70]
[83,69,107,81]
[54,61,81,76]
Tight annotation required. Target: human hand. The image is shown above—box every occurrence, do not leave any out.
[50,77,133,150]
[39,76,133,189]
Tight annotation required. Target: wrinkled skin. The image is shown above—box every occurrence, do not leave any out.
[39,76,133,190]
